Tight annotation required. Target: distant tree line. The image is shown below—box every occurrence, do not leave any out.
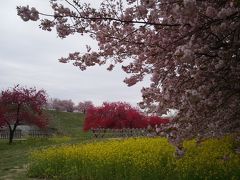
[47,98,93,113]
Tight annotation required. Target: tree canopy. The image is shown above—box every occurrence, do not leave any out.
[49,98,75,112]
[17,0,240,140]
[83,102,168,131]
[0,85,48,144]
[77,101,94,114]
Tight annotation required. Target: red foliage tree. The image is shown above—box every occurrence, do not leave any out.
[147,116,169,128]
[0,85,48,144]
[83,102,147,131]
[76,101,94,114]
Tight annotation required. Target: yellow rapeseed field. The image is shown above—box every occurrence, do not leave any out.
[28,136,240,180]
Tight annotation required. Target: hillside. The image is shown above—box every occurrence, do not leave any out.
[47,110,92,139]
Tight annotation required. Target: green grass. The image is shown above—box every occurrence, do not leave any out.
[0,140,29,179]
[0,138,70,179]
[0,110,90,179]
[47,110,91,139]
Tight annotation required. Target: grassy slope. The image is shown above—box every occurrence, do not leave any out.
[47,110,91,139]
[0,110,90,179]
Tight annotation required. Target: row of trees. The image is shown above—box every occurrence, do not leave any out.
[0,86,168,144]
[47,99,93,113]
[83,102,169,131]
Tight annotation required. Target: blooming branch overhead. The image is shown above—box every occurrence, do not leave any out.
[17,1,240,139]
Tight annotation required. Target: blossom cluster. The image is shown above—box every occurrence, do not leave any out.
[17,6,39,21]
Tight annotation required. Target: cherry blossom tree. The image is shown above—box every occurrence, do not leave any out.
[52,98,64,111]
[51,98,75,112]
[62,99,75,112]
[17,1,240,141]
[0,85,48,144]
[76,101,94,114]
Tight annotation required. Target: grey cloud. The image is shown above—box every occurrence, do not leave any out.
[0,0,149,107]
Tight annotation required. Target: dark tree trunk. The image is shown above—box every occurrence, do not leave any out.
[8,122,18,144]
[8,104,20,144]
[9,129,14,144]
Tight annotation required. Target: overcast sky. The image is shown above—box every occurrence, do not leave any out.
[0,0,150,107]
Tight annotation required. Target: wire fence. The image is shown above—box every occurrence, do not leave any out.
[91,128,157,138]
[0,129,53,139]
[0,129,22,139]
